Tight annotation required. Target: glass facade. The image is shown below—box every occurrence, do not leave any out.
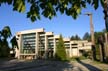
[47,35,54,49]
[39,33,45,51]
[21,33,36,54]
[38,32,45,58]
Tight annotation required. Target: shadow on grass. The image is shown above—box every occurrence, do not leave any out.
[75,58,102,71]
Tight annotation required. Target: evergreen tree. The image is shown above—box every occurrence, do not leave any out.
[70,36,75,40]
[75,34,81,40]
[71,34,81,40]
[55,35,66,61]
[83,32,91,41]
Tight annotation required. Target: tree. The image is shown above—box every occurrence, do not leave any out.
[94,32,104,43]
[87,31,105,62]
[0,0,84,22]
[83,31,106,61]
[103,0,108,31]
[0,0,106,23]
[0,26,18,57]
[55,35,66,61]
[83,32,90,41]
[10,36,18,49]
[70,36,75,40]
[75,34,81,40]
[95,31,105,62]
[0,26,12,57]
[0,31,2,56]
[71,34,81,40]
[0,0,107,60]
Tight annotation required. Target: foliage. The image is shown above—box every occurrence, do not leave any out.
[70,56,87,61]
[83,32,91,41]
[94,32,104,44]
[82,50,92,58]
[0,0,105,22]
[0,26,18,57]
[0,26,12,57]
[71,34,81,40]
[10,36,18,49]
[83,31,105,42]
[1,26,12,40]
[95,44,100,61]
[55,35,67,61]
[83,30,107,61]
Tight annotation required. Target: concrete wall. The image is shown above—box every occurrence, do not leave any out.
[15,28,92,59]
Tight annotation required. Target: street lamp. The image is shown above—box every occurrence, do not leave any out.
[84,12,96,60]
[85,13,95,46]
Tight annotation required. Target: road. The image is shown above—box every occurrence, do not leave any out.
[0,59,108,71]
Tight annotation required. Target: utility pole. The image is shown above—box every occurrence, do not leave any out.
[85,13,96,60]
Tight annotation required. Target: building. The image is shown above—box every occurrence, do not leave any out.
[15,28,92,59]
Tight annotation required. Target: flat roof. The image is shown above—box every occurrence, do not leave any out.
[16,28,44,34]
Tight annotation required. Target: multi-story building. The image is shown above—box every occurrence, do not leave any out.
[15,28,92,59]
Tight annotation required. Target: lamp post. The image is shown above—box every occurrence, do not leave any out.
[85,12,96,60]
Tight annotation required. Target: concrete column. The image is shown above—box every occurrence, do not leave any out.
[53,38,56,57]
[45,35,48,59]
[35,32,39,59]
[69,43,72,58]
[17,34,22,59]
[77,45,79,57]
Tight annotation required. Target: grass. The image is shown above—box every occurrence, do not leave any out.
[93,60,108,65]
[68,56,88,61]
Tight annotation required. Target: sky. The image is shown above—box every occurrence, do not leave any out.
[0,3,105,39]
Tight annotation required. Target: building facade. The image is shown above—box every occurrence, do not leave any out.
[15,28,92,59]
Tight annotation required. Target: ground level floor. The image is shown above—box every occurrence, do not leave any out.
[14,47,91,60]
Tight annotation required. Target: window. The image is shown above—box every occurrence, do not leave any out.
[21,33,36,54]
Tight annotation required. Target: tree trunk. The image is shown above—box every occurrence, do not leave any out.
[104,0,108,31]
[99,43,105,62]
[105,16,108,32]
[104,33,108,62]
[104,0,108,62]
[99,44,103,62]
[92,45,96,60]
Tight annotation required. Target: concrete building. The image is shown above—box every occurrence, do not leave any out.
[15,28,92,59]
